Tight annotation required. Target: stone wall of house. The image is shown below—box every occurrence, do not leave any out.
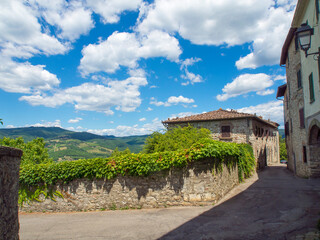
[168,118,279,169]
[0,146,22,240]
[284,33,310,177]
[20,158,239,212]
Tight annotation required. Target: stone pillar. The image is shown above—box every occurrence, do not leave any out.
[0,146,22,240]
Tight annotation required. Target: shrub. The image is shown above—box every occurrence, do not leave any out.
[143,125,211,153]
[0,137,53,165]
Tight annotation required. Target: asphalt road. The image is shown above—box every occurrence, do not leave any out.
[19,165,320,240]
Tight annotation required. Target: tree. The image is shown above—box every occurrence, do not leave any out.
[0,119,3,125]
[279,135,287,160]
[110,147,131,157]
[0,137,53,165]
[143,125,211,153]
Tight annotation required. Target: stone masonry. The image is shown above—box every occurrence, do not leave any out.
[163,110,280,170]
[20,158,239,212]
[0,146,22,240]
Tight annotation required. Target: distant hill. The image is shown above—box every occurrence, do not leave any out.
[0,127,148,161]
[278,129,285,138]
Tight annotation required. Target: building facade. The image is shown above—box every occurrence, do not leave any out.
[162,109,280,169]
[277,0,320,177]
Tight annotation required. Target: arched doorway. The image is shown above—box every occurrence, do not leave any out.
[308,122,320,177]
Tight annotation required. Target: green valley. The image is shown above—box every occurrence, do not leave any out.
[0,127,148,161]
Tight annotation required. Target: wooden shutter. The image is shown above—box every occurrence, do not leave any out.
[299,108,305,128]
[309,73,315,102]
[297,69,302,88]
[221,126,231,137]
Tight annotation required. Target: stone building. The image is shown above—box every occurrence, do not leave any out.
[162,109,280,169]
[277,0,320,177]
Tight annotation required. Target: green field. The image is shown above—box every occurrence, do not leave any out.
[0,127,148,161]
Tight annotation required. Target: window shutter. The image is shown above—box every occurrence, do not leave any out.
[221,126,231,137]
[299,108,305,128]
[297,69,302,88]
[309,73,315,102]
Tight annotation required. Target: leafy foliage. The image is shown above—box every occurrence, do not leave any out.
[19,139,255,201]
[143,125,211,153]
[0,137,53,165]
[279,135,287,160]
[0,127,148,160]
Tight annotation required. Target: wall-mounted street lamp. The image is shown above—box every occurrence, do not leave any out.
[296,23,320,59]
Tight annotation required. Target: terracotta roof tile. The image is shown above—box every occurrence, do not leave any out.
[162,108,279,128]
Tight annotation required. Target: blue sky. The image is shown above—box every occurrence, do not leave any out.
[0,0,296,136]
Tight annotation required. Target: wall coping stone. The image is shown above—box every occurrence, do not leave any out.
[0,146,23,158]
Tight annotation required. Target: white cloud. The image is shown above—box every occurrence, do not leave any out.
[68,117,83,123]
[20,76,147,114]
[139,118,146,122]
[30,120,62,128]
[180,57,203,85]
[0,58,60,94]
[79,31,181,76]
[86,0,142,24]
[167,112,196,120]
[237,101,284,125]
[216,73,274,101]
[88,118,164,137]
[30,0,94,41]
[0,0,68,58]
[136,0,294,69]
[235,7,294,69]
[150,95,195,107]
[257,89,275,96]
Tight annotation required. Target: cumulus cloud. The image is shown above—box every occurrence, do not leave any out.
[20,76,148,114]
[79,31,181,76]
[0,58,60,93]
[139,118,146,122]
[29,0,94,41]
[88,118,164,137]
[136,0,294,69]
[180,57,203,85]
[216,73,274,101]
[237,101,284,125]
[68,117,83,123]
[0,0,68,58]
[86,0,142,24]
[30,120,62,128]
[150,95,195,107]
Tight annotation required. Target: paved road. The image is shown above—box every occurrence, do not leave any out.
[19,165,320,240]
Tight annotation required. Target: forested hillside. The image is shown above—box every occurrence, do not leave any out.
[0,127,148,161]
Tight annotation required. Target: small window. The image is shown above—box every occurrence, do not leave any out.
[309,73,315,103]
[297,69,302,89]
[295,36,299,50]
[221,126,231,138]
[316,0,319,22]
[303,146,307,163]
[299,108,305,128]
[285,122,289,136]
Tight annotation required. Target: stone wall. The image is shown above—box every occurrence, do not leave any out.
[284,31,310,177]
[20,158,239,212]
[0,146,22,240]
[167,118,280,169]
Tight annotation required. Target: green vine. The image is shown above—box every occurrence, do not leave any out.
[19,139,255,205]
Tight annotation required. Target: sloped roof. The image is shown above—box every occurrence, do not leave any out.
[162,108,279,128]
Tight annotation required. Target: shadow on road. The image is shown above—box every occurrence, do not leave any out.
[159,166,320,240]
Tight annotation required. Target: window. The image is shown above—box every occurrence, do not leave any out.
[221,126,231,138]
[309,73,315,103]
[303,146,307,163]
[297,69,302,89]
[299,108,305,128]
[285,122,289,136]
[316,0,319,22]
[295,36,299,50]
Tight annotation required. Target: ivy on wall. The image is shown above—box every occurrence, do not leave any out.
[19,139,255,206]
